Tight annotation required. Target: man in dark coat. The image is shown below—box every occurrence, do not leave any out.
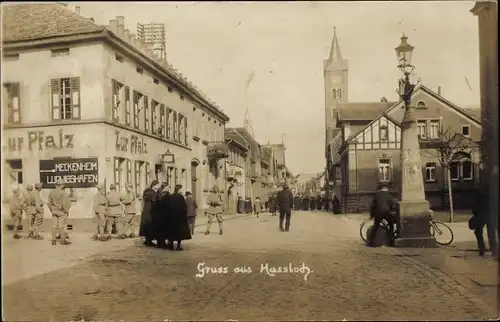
[302,195,309,211]
[153,183,171,248]
[268,194,277,216]
[166,184,192,250]
[276,184,294,232]
[309,195,316,211]
[315,195,322,211]
[139,180,160,246]
[332,195,341,214]
[293,195,301,211]
[470,187,488,256]
[367,182,396,247]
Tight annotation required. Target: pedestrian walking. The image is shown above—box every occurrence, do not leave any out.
[121,183,138,238]
[166,184,191,250]
[9,187,23,240]
[105,184,124,239]
[139,180,160,246]
[470,187,488,256]
[237,195,245,214]
[254,196,262,218]
[185,191,197,235]
[205,185,224,235]
[268,194,277,216]
[277,184,294,232]
[332,195,341,214]
[47,180,71,246]
[367,182,396,247]
[92,184,108,241]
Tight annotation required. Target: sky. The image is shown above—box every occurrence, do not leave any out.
[72,1,481,175]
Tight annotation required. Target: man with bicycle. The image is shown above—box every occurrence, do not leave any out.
[367,182,397,247]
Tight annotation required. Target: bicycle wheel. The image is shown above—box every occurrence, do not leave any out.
[430,221,454,246]
[360,218,371,244]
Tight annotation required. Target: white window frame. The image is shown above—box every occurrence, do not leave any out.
[461,160,473,181]
[417,121,427,139]
[461,125,471,137]
[51,77,80,121]
[429,121,440,139]
[3,82,21,124]
[378,159,391,182]
[425,163,436,182]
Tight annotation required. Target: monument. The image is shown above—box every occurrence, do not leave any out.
[393,35,437,248]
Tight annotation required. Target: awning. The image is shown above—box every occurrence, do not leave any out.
[207,143,229,161]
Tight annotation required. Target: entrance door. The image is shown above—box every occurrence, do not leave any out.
[191,161,198,203]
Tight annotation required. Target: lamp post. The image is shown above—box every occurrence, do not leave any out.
[393,34,437,248]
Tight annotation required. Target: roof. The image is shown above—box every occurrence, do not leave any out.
[337,102,394,121]
[225,130,249,152]
[1,3,104,42]
[463,108,480,120]
[233,128,260,160]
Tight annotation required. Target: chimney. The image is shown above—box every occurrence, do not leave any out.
[438,86,442,96]
[109,19,118,33]
[75,5,80,14]
[116,16,125,27]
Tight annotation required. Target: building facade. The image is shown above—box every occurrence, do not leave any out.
[2,4,229,217]
[471,2,498,227]
[224,128,249,212]
[337,85,482,212]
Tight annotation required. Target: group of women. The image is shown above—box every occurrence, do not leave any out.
[138,180,192,250]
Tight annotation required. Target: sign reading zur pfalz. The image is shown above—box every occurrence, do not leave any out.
[39,157,99,188]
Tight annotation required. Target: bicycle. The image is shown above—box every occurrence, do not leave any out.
[360,214,454,246]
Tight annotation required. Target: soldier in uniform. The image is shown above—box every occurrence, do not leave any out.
[185,191,197,235]
[24,184,37,238]
[121,183,137,238]
[205,185,224,235]
[9,187,24,239]
[48,180,71,245]
[31,183,45,240]
[92,184,107,241]
[105,184,124,239]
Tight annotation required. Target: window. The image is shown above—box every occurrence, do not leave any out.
[144,96,150,132]
[168,86,173,93]
[450,162,459,181]
[51,48,70,57]
[134,161,144,196]
[51,77,80,120]
[5,159,23,185]
[133,91,143,129]
[166,108,171,139]
[125,86,131,125]
[425,163,436,182]
[151,100,159,135]
[3,83,21,124]
[337,89,342,99]
[462,160,473,180]
[178,113,184,143]
[379,126,388,142]
[112,79,124,122]
[378,159,391,182]
[332,89,337,100]
[416,100,426,108]
[159,104,166,138]
[136,66,143,74]
[180,93,185,101]
[429,120,440,139]
[417,121,427,139]
[462,125,470,137]
[153,78,159,85]
[115,54,124,63]
[126,159,132,185]
[193,107,198,137]
[184,117,188,145]
[114,157,125,191]
[145,162,152,187]
[173,111,178,141]
[166,167,175,186]
[4,53,19,61]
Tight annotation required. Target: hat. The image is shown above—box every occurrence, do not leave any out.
[126,183,133,188]
[160,182,168,187]
[26,184,33,191]
[175,184,183,190]
[377,182,388,190]
[212,185,219,192]
[150,180,159,188]
[109,184,116,190]
[185,191,192,196]
[56,180,65,186]
[97,184,104,190]
[34,183,42,189]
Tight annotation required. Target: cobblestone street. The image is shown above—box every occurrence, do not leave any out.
[2,211,498,321]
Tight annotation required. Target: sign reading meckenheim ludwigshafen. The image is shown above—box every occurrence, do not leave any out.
[39,157,98,188]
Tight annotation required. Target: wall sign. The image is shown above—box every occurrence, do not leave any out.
[4,129,74,152]
[115,130,148,154]
[39,157,98,188]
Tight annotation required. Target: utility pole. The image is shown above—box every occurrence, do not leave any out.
[282,133,287,185]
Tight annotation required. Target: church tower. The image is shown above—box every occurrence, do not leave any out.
[324,26,348,149]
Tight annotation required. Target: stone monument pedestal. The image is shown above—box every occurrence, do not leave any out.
[395,200,437,248]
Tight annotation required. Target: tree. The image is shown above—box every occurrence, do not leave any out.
[422,126,480,222]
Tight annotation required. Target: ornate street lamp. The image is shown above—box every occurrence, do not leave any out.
[392,34,437,248]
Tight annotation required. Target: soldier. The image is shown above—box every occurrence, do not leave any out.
[106,184,124,239]
[48,180,71,245]
[9,187,24,239]
[92,184,107,241]
[32,183,45,240]
[121,183,137,238]
[205,185,224,235]
[24,184,37,238]
[185,191,197,235]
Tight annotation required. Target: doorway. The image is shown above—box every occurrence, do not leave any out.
[191,161,199,203]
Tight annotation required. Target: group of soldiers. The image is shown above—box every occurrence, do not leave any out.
[9,180,72,245]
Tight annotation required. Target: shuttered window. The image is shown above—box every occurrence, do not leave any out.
[3,83,21,124]
[126,159,132,185]
[159,104,166,138]
[112,79,123,123]
[125,86,131,125]
[173,111,178,141]
[145,162,151,187]
[151,100,158,135]
[144,95,149,132]
[184,117,188,145]
[50,77,80,120]
[166,108,171,139]
[133,90,141,129]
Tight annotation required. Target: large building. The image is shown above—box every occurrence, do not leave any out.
[336,85,482,212]
[2,3,229,217]
[471,2,498,227]
[224,128,249,212]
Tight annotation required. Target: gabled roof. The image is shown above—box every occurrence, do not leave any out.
[337,102,394,121]
[1,3,104,43]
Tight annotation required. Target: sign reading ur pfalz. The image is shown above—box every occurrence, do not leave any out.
[39,158,99,188]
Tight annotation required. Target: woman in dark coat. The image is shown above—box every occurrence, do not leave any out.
[153,183,171,248]
[268,195,277,216]
[139,180,160,246]
[166,184,192,251]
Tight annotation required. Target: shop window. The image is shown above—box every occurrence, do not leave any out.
[425,163,436,182]
[112,79,124,123]
[3,82,21,124]
[114,157,125,191]
[51,77,80,120]
[378,159,391,182]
